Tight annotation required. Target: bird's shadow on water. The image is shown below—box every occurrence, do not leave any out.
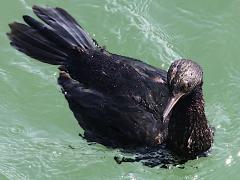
[68,133,209,168]
[113,144,188,168]
[114,145,211,169]
[67,141,188,168]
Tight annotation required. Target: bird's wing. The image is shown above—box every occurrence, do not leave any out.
[111,53,167,83]
[107,53,170,114]
[66,50,170,122]
[58,70,165,146]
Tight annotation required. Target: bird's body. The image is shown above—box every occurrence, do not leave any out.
[59,47,170,147]
[7,5,213,159]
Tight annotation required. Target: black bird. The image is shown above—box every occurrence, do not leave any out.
[7,6,213,159]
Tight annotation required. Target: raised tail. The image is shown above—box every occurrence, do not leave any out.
[7,5,98,65]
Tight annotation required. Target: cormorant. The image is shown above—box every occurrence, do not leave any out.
[7,5,213,159]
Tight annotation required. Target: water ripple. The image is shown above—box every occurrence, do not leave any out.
[10,55,56,84]
[0,125,110,179]
[1,1,240,179]
[105,0,181,66]
[19,0,31,10]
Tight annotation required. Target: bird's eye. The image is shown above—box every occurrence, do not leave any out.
[180,85,186,92]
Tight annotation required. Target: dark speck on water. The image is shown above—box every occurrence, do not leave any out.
[68,145,75,150]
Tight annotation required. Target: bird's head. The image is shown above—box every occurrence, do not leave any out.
[163,59,203,120]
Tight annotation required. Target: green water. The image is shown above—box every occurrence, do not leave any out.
[0,0,240,179]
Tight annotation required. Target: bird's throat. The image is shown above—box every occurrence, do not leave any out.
[166,85,213,158]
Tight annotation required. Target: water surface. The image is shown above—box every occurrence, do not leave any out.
[0,0,240,179]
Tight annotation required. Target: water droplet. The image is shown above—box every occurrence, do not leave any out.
[193,175,198,180]
[123,173,137,180]
[225,155,233,166]
[167,43,173,48]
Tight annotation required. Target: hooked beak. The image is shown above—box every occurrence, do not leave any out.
[163,93,185,121]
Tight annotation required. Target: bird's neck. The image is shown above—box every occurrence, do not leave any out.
[167,85,213,158]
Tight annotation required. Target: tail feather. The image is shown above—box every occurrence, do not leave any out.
[7,6,98,65]
[23,15,74,51]
[32,5,97,50]
[7,22,68,65]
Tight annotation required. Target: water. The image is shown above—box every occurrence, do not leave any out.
[0,0,240,179]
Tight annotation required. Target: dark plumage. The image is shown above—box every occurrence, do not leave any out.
[7,5,213,159]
